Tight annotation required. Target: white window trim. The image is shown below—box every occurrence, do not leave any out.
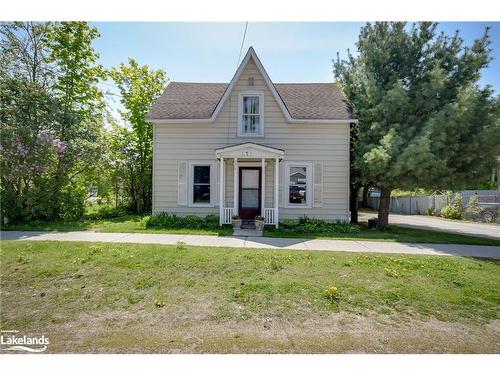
[237,91,264,137]
[188,160,216,207]
[284,161,313,209]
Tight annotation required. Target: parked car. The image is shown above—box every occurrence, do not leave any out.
[289,186,306,204]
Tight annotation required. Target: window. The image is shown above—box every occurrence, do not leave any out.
[188,162,215,206]
[193,165,210,204]
[238,92,264,136]
[285,162,312,208]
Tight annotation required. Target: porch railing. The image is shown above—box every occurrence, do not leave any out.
[221,207,234,224]
[264,208,277,225]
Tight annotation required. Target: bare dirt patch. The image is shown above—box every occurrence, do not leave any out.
[2,240,499,353]
[36,307,500,353]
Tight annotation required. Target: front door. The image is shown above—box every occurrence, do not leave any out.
[239,167,261,220]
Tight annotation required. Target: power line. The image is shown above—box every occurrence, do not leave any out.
[236,22,248,69]
[98,80,119,89]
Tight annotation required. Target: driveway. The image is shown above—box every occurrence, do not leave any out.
[2,231,499,258]
[359,211,500,240]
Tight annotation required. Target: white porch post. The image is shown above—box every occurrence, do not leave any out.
[233,158,238,215]
[274,157,279,228]
[219,157,224,225]
[261,158,265,217]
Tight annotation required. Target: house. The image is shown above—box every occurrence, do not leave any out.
[147,47,356,227]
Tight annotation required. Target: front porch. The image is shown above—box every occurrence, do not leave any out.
[216,143,284,227]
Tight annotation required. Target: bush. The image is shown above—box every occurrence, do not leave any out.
[440,192,463,220]
[85,205,130,220]
[1,180,87,223]
[464,195,482,221]
[440,205,462,220]
[58,185,87,220]
[145,213,220,230]
[273,216,357,234]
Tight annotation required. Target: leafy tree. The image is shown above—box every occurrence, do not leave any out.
[1,21,107,222]
[110,58,167,213]
[0,22,58,221]
[46,21,107,218]
[335,22,500,228]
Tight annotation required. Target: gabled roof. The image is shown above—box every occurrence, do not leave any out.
[147,47,355,123]
[148,82,227,120]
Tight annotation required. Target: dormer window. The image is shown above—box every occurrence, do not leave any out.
[238,92,264,137]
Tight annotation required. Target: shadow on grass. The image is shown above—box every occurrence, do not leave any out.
[1,215,144,232]
[264,222,500,246]
[1,215,233,237]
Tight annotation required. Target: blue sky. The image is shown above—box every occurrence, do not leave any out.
[91,22,500,118]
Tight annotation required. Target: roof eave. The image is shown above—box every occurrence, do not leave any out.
[148,118,358,124]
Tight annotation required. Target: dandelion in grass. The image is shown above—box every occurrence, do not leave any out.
[154,299,165,308]
[384,268,400,278]
[324,286,340,302]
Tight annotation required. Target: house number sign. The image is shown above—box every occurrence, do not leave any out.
[242,151,253,156]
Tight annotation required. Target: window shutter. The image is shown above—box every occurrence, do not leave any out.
[313,162,323,207]
[214,162,219,206]
[177,161,187,205]
[279,162,284,208]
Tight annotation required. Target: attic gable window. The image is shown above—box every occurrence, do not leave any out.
[238,92,264,137]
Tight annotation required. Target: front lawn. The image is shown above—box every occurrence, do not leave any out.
[1,214,233,236]
[264,222,500,246]
[2,215,499,245]
[1,240,498,353]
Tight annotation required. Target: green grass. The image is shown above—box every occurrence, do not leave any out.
[2,215,499,245]
[264,222,500,246]
[1,215,233,236]
[1,240,499,353]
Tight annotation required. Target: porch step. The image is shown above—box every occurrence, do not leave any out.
[241,220,256,229]
[233,228,263,237]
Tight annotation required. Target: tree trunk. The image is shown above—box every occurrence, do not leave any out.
[350,184,360,223]
[377,187,392,229]
[361,185,369,208]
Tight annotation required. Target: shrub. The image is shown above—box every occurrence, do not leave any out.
[440,192,463,220]
[464,195,482,221]
[2,180,88,223]
[440,205,462,220]
[274,216,357,234]
[280,219,299,229]
[85,205,130,220]
[145,213,220,230]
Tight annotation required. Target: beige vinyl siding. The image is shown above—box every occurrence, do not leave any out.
[153,58,350,221]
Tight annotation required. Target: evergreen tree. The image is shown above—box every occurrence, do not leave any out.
[335,22,500,228]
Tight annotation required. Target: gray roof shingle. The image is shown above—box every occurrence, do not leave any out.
[147,81,352,120]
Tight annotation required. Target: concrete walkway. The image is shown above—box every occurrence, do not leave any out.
[359,211,500,240]
[2,231,499,258]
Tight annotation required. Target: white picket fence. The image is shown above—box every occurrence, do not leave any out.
[367,190,499,216]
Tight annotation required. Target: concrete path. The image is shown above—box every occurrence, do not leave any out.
[2,231,499,258]
[359,211,500,240]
